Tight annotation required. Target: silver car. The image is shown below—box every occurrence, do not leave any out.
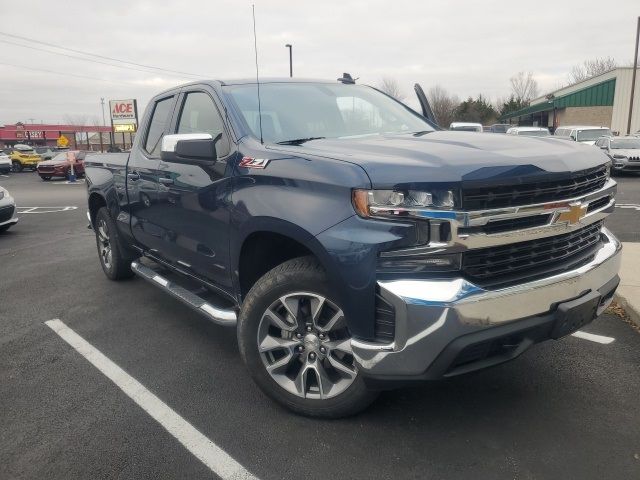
[0,186,18,232]
[595,136,640,174]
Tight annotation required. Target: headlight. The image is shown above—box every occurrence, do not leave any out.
[352,189,455,218]
[612,154,627,159]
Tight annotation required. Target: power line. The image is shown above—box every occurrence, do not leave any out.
[0,31,212,78]
[0,38,201,79]
[0,60,146,85]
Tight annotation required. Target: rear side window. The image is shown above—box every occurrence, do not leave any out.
[176,91,230,157]
[144,96,175,157]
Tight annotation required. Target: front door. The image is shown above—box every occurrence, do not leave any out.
[154,88,235,290]
[128,94,178,254]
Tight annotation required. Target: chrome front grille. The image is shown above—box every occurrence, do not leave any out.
[462,166,608,210]
[462,221,604,288]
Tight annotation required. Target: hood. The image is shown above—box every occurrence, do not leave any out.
[273,131,610,189]
[611,149,640,158]
[38,157,81,166]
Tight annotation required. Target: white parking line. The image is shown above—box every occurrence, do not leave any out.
[571,330,615,344]
[615,204,640,211]
[45,319,258,480]
[16,206,77,213]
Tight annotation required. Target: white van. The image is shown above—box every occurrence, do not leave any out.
[553,126,612,145]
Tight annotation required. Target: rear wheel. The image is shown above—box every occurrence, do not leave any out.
[11,161,22,173]
[94,207,136,280]
[238,256,378,418]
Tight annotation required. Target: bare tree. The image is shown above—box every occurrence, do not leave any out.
[427,85,459,128]
[568,57,617,84]
[510,71,539,104]
[378,77,406,101]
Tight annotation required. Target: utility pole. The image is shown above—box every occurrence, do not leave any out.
[628,16,640,135]
[285,44,293,77]
[100,98,107,152]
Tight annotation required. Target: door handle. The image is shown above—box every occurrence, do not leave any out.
[159,177,174,185]
[127,172,140,181]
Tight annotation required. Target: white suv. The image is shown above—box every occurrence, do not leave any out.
[554,126,612,145]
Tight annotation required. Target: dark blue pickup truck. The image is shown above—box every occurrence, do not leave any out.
[86,78,621,417]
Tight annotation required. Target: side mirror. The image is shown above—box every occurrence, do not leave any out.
[600,145,607,150]
[161,133,217,163]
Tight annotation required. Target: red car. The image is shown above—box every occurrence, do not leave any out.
[37,150,86,181]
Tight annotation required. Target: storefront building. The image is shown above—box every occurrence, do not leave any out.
[499,67,640,135]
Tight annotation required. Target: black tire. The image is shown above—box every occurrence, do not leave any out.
[11,161,22,173]
[41,176,51,181]
[0,224,11,233]
[237,256,378,418]
[94,207,136,280]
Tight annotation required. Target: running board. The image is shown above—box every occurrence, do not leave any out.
[131,261,237,327]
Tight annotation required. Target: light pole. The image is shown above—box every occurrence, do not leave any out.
[285,44,292,77]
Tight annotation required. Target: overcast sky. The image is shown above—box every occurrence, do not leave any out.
[0,0,637,125]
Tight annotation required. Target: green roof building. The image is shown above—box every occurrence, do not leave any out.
[499,67,639,135]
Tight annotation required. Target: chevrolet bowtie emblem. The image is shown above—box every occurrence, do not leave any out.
[557,202,588,225]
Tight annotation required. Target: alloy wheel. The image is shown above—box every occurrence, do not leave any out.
[97,218,113,270]
[257,292,357,400]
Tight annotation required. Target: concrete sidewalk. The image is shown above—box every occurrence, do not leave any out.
[614,242,640,327]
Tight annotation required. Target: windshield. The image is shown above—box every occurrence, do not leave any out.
[577,129,611,141]
[225,83,433,143]
[519,130,549,137]
[610,138,640,149]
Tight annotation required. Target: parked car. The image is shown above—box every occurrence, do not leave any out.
[86,78,620,418]
[8,144,41,172]
[489,123,512,133]
[595,136,640,174]
[449,122,483,132]
[37,150,86,180]
[34,146,58,161]
[0,186,18,233]
[506,126,550,137]
[554,126,612,145]
[0,152,11,174]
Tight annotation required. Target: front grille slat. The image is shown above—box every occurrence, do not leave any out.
[463,166,608,210]
[462,221,603,288]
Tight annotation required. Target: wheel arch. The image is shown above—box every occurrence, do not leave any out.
[233,218,341,302]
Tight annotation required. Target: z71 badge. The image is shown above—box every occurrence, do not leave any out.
[239,157,270,169]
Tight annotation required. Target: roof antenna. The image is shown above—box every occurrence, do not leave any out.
[252,4,263,144]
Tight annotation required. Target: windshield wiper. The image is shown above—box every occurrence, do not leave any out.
[276,137,325,145]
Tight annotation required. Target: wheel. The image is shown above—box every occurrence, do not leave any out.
[41,176,51,181]
[237,256,378,418]
[0,224,11,233]
[11,161,22,173]
[94,207,136,280]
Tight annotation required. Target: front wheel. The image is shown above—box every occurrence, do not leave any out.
[94,207,136,280]
[237,256,378,418]
[11,161,22,173]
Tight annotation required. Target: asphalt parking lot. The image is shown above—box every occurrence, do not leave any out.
[1,172,639,480]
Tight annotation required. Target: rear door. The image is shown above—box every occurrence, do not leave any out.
[152,86,235,289]
[127,93,178,253]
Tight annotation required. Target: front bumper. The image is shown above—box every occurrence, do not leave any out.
[612,158,640,171]
[352,227,621,383]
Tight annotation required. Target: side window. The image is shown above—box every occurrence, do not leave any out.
[144,96,175,157]
[177,92,230,157]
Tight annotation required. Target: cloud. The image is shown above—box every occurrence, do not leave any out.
[0,0,637,124]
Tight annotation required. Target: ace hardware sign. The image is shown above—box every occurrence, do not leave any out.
[109,99,138,131]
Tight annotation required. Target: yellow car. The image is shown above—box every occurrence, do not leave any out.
[9,145,41,172]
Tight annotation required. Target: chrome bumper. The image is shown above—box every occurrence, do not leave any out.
[352,227,622,378]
